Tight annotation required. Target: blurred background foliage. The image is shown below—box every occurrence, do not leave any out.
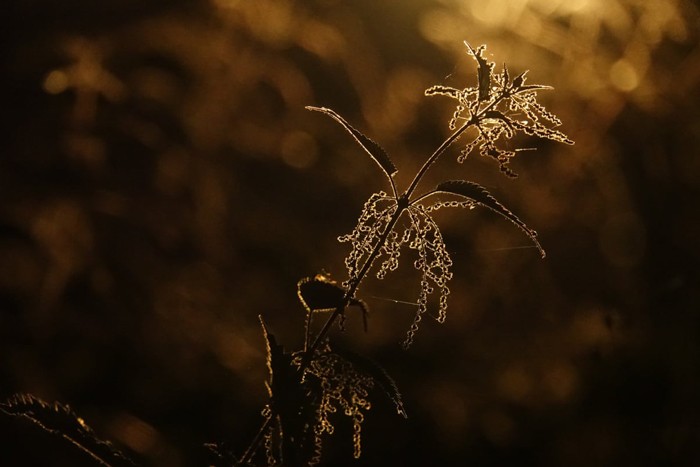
[1,0,699,465]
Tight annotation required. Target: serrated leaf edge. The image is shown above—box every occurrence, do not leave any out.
[306,106,398,181]
[434,180,545,258]
[0,393,134,466]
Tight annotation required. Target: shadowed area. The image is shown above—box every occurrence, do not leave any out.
[1,0,699,465]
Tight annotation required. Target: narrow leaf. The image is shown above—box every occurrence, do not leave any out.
[434,180,545,258]
[260,315,287,389]
[0,393,134,466]
[516,84,553,92]
[259,317,321,466]
[297,274,347,313]
[331,346,407,418]
[306,106,397,179]
[509,71,553,94]
[483,110,515,131]
[465,42,494,102]
[502,63,510,86]
[512,70,529,89]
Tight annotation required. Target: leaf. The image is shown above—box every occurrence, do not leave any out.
[465,42,494,102]
[502,63,510,86]
[434,180,545,258]
[259,317,322,466]
[510,71,553,94]
[298,274,369,342]
[0,393,134,466]
[483,110,515,131]
[306,106,397,180]
[331,346,407,418]
[511,70,529,89]
[516,84,553,93]
[297,274,347,313]
[261,316,288,391]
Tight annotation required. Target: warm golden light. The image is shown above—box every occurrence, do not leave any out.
[609,58,640,92]
[280,130,318,169]
[110,413,160,455]
[3,0,697,465]
[43,70,69,94]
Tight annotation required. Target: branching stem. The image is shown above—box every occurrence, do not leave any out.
[404,91,506,200]
[240,91,510,466]
[238,207,404,465]
[239,206,403,465]
[304,203,403,361]
[241,137,439,465]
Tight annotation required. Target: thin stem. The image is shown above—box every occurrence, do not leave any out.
[239,205,405,465]
[304,202,404,360]
[404,92,507,200]
[239,415,273,465]
[408,189,439,207]
[304,310,312,353]
[404,119,472,199]
[240,93,508,465]
[388,174,398,200]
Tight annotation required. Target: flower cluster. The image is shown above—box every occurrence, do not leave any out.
[295,348,374,460]
[340,194,474,347]
[425,43,573,177]
[338,191,396,285]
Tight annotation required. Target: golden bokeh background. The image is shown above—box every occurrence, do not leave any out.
[1,0,699,465]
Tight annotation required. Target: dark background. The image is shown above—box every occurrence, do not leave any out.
[1,0,699,465]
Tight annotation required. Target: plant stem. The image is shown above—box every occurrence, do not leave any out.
[404,120,472,199]
[239,97,499,464]
[238,206,404,465]
[239,414,273,465]
[404,92,506,200]
[304,202,404,360]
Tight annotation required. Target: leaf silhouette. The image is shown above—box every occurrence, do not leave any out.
[501,63,510,86]
[298,274,369,346]
[509,70,553,94]
[0,393,134,466]
[297,274,347,313]
[261,316,288,398]
[516,84,553,93]
[511,70,529,89]
[434,180,545,258]
[465,42,494,102]
[260,317,322,465]
[331,346,407,418]
[306,106,398,180]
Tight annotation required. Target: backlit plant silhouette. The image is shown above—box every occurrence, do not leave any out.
[226,41,574,466]
[0,41,572,467]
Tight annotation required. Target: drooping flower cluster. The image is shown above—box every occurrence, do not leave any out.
[401,205,453,348]
[260,315,405,466]
[340,193,476,348]
[338,191,396,285]
[334,44,572,349]
[294,347,374,460]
